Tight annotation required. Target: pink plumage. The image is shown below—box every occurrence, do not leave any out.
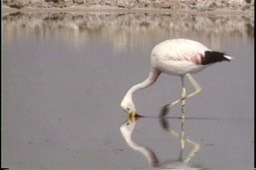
[151,39,230,75]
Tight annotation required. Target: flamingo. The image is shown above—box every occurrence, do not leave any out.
[120,38,232,117]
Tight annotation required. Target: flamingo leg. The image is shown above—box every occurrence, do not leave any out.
[159,73,202,117]
[185,73,202,99]
[180,76,186,159]
[181,76,186,117]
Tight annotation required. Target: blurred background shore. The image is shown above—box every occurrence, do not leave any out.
[2,0,254,11]
[3,8,254,54]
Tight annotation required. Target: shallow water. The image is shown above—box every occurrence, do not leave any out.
[2,11,254,169]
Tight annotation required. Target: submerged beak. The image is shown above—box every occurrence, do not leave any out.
[128,112,143,120]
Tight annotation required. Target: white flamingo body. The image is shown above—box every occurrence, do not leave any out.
[121,38,232,116]
[151,39,209,75]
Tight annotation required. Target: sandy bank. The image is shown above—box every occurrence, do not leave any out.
[2,0,254,13]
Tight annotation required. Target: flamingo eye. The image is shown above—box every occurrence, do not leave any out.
[127,108,130,111]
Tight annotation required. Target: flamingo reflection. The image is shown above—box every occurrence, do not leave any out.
[120,112,205,169]
[120,116,159,167]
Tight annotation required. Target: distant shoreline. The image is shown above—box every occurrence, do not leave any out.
[2,5,254,16]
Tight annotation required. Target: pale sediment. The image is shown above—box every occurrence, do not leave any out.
[2,0,254,11]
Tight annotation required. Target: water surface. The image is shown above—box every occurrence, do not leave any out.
[2,11,254,169]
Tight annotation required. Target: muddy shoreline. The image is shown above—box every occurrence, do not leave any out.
[2,6,254,18]
[2,0,254,16]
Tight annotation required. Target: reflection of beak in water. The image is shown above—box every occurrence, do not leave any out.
[120,113,205,169]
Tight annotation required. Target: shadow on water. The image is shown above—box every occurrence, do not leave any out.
[120,105,209,170]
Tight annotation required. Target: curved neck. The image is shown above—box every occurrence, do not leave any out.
[125,69,160,99]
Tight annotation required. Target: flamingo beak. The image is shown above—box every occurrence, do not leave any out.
[134,113,144,118]
[128,112,143,120]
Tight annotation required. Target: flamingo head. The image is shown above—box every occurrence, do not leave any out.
[120,96,137,116]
